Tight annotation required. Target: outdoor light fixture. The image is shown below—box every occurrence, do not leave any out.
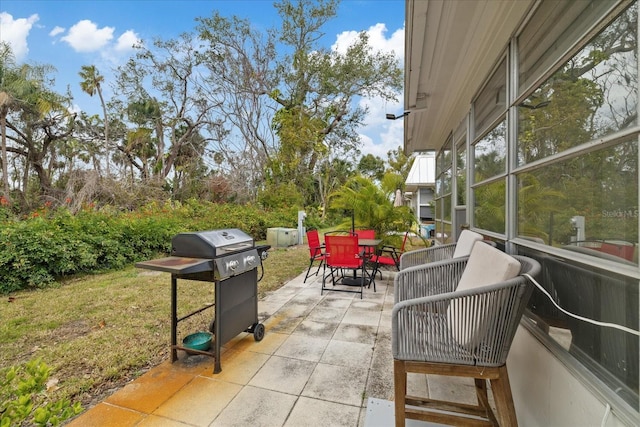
[386,111,410,120]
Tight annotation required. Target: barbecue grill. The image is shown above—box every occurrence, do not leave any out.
[135,228,270,373]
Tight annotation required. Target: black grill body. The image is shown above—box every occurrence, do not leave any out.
[136,228,269,373]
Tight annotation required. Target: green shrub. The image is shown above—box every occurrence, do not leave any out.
[0,201,297,293]
[0,358,82,427]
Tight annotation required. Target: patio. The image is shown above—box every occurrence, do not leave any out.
[67,268,485,427]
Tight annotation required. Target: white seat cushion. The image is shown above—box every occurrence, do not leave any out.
[452,230,484,258]
[448,242,521,348]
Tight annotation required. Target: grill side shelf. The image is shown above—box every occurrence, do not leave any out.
[135,257,213,275]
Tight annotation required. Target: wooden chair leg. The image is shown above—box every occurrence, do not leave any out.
[394,359,407,427]
[475,378,499,426]
[490,365,518,427]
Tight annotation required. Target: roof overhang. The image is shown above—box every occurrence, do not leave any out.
[404,0,535,153]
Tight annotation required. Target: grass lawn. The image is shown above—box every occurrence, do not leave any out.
[0,243,310,410]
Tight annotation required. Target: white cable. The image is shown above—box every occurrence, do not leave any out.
[600,403,611,427]
[523,273,640,337]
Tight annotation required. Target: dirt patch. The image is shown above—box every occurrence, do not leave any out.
[55,319,92,342]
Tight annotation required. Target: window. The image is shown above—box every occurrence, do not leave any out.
[517,137,638,264]
[474,120,507,182]
[456,144,467,206]
[472,120,507,234]
[518,0,619,95]
[434,137,453,242]
[431,0,640,418]
[517,2,638,166]
[473,179,506,234]
[435,152,443,197]
[474,58,507,136]
[520,246,638,411]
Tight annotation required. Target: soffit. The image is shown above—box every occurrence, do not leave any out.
[404,0,535,153]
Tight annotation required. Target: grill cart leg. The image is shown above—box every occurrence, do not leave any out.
[171,276,178,362]
[213,280,222,374]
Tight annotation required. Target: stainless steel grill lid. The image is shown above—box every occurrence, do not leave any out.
[171,228,254,258]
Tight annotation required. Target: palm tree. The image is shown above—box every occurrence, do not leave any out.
[330,175,416,245]
[0,44,36,204]
[79,65,110,175]
[0,44,15,204]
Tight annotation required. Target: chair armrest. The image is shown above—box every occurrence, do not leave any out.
[392,277,532,365]
[399,243,457,270]
[311,245,325,258]
[394,257,468,303]
[379,245,399,254]
[376,245,400,261]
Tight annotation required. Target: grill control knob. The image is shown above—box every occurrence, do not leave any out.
[227,259,239,271]
[245,255,256,266]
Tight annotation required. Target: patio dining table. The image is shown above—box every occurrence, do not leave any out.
[358,238,382,248]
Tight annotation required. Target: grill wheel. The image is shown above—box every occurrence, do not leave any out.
[209,320,264,341]
[252,323,265,341]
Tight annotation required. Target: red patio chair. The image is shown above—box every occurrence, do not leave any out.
[354,229,382,288]
[370,231,410,272]
[303,229,327,283]
[355,229,377,257]
[322,234,370,299]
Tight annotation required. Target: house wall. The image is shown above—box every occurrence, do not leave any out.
[405,152,436,228]
[509,327,628,427]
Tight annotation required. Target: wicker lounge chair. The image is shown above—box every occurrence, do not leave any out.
[392,242,541,426]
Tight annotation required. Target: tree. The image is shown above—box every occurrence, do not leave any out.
[383,146,413,193]
[0,44,47,205]
[269,0,402,198]
[78,65,110,176]
[114,32,226,188]
[0,43,17,203]
[0,46,73,208]
[196,11,278,202]
[358,154,385,181]
[5,98,75,206]
[330,175,415,244]
[315,157,355,217]
[196,0,403,207]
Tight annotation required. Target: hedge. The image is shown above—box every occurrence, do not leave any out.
[0,200,298,294]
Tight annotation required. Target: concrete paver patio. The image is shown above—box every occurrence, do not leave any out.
[67,268,478,426]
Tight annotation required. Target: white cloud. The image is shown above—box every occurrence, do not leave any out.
[359,117,404,159]
[61,20,114,52]
[332,22,404,62]
[114,30,140,52]
[0,12,39,61]
[355,96,403,158]
[49,26,65,37]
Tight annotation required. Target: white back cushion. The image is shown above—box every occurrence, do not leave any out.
[452,230,484,258]
[449,242,521,347]
[456,241,521,292]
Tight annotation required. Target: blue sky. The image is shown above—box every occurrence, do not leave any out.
[0,0,406,158]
